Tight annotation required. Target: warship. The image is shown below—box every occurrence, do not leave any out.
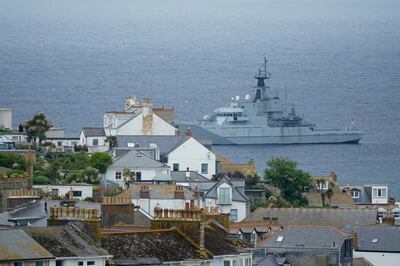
[181,59,363,145]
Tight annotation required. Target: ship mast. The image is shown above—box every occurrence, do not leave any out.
[254,57,271,100]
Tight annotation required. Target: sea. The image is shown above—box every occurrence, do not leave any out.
[1,0,400,197]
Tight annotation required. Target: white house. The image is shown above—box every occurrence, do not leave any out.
[33,184,93,200]
[203,177,248,222]
[116,135,216,179]
[342,225,400,266]
[341,184,389,205]
[105,150,170,187]
[79,127,107,152]
[103,98,177,136]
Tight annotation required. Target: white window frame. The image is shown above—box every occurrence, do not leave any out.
[230,209,238,221]
[351,190,360,199]
[201,163,208,174]
[373,188,387,198]
[115,172,122,180]
[218,187,231,204]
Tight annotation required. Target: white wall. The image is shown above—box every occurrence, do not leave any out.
[168,137,216,179]
[33,185,93,200]
[49,258,107,266]
[204,197,247,222]
[371,186,389,204]
[115,113,177,136]
[79,131,106,147]
[105,167,167,187]
[354,251,400,266]
[132,198,190,216]
[210,254,252,266]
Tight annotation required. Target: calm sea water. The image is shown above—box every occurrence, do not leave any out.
[1,0,400,196]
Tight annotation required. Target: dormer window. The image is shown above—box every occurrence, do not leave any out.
[218,187,231,204]
[351,190,360,199]
[316,180,328,190]
[373,188,387,198]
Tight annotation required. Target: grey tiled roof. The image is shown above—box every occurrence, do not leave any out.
[0,229,54,261]
[170,171,210,182]
[116,135,189,154]
[342,225,400,252]
[266,226,350,250]
[203,176,248,202]
[110,150,167,169]
[81,127,105,137]
[245,208,378,227]
[25,226,110,257]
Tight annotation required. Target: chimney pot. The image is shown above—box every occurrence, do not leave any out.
[185,127,192,137]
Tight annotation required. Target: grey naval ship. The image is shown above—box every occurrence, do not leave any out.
[181,59,363,145]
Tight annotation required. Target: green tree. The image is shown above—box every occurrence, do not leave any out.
[264,157,311,206]
[90,152,113,174]
[106,136,118,150]
[23,112,53,147]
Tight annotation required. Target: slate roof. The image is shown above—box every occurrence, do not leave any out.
[116,135,190,155]
[203,176,248,203]
[25,226,110,257]
[245,208,378,227]
[119,184,194,200]
[0,135,14,143]
[110,150,167,169]
[342,225,400,252]
[0,229,54,261]
[266,226,350,250]
[81,127,105,137]
[170,171,210,182]
[101,229,203,262]
[0,200,48,227]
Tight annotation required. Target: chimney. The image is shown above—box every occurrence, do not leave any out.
[185,167,190,179]
[174,185,184,199]
[350,232,358,249]
[142,98,153,135]
[185,127,192,137]
[330,171,337,183]
[140,185,150,199]
[101,196,136,228]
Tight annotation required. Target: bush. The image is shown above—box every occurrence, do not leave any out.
[33,176,52,185]
[0,152,25,169]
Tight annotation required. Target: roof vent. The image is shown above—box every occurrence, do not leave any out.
[372,238,379,243]
[276,236,284,242]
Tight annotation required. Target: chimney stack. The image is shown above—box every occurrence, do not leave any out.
[185,167,190,179]
[185,127,192,137]
[330,171,337,183]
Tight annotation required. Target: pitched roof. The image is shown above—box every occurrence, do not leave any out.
[25,226,110,257]
[266,226,350,250]
[100,229,203,262]
[116,135,189,154]
[110,150,166,169]
[245,208,378,227]
[170,171,210,182]
[342,225,400,252]
[0,229,54,261]
[81,127,105,137]
[203,176,248,202]
[0,200,48,227]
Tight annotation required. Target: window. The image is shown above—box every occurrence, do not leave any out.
[173,163,179,171]
[244,258,251,266]
[57,141,62,146]
[87,262,95,266]
[219,187,231,204]
[251,231,256,243]
[136,171,142,181]
[56,260,64,266]
[230,209,238,221]
[73,191,82,197]
[201,163,208,174]
[373,188,387,198]
[92,138,98,146]
[351,190,360,198]
[115,172,122,180]
[78,262,84,266]
[14,262,22,266]
[224,261,231,266]
[316,180,328,190]
[35,262,44,266]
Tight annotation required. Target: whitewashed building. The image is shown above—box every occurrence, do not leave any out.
[116,135,216,179]
[341,184,389,205]
[105,150,170,187]
[203,176,248,222]
[33,184,93,200]
[79,128,107,152]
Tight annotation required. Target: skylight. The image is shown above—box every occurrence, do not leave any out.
[276,236,284,242]
[371,238,379,243]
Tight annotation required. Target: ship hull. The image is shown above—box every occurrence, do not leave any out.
[179,124,362,145]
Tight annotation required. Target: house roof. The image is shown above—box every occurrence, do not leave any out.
[245,208,378,227]
[170,171,210,182]
[119,184,194,200]
[153,172,173,182]
[204,225,240,256]
[203,176,248,202]
[342,225,400,252]
[110,150,167,169]
[100,229,203,262]
[0,229,54,261]
[0,135,14,143]
[81,127,105,137]
[0,200,48,227]
[266,226,350,250]
[25,226,110,257]
[116,135,190,155]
